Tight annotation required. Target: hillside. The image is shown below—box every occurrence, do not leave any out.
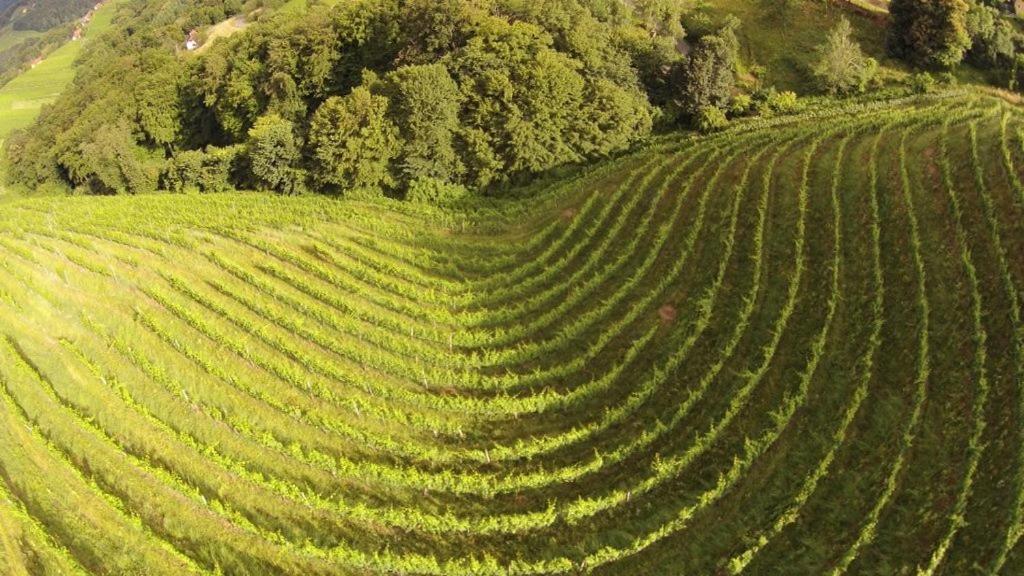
[0,0,95,32]
[686,0,895,92]
[0,0,106,89]
[0,0,118,141]
[0,91,1020,574]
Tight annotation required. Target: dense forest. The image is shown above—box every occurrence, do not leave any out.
[6,0,1024,200]
[4,0,730,198]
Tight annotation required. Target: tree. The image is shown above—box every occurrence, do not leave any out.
[812,18,878,95]
[247,114,301,194]
[575,78,653,156]
[696,106,728,133]
[634,0,684,39]
[308,88,401,193]
[134,52,183,149]
[677,31,738,116]
[965,3,1018,69]
[73,121,156,195]
[383,64,465,184]
[888,0,971,68]
[451,21,587,185]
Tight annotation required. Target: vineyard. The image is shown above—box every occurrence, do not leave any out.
[0,90,1022,575]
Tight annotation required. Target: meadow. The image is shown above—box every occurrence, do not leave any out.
[0,88,1020,574]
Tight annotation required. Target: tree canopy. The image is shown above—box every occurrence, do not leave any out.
[7,0,677,199]
[888,0,971,68]
[813,18,878,95]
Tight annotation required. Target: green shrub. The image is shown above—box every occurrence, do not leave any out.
[908,72,937,94]
[696,106,729,133]
[163,145,243,193]
[404,177,470,205]
[755,90,801,116]
[729,94,753,117]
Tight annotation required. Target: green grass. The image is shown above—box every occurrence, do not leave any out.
[0,90,1020,574]
[277,0,344,15]
[0,27,43,52]
[685,0,899,92]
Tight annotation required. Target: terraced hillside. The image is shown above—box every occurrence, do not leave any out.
[0,91,1022,575]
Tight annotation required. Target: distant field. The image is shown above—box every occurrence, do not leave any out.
[0,91,1021,574]
[0,0,119,140]
[0,26,42,51]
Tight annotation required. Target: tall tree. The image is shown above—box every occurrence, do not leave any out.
[247,114,301,194]
[965,2,1018,69]
[308,88,401,193]
[888,0,971,68]
[383,63,465,184]
[813,18,878,95]
[677,31,737,116]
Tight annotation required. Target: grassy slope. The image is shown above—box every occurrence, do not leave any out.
[0,26,41,51]
[0,90,1020,574]
[0,0,119,141]
[685,0,897,92]
[187,0,344,55]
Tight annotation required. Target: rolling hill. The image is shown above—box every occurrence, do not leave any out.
[0,89,1020,574]
[0,0,119,141]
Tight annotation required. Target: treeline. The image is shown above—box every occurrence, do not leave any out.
[889,0,1024,85]
[6,0,715,199]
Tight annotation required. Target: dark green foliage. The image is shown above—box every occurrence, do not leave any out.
[71,121,156,195]
[135,54,184,148]
[382,64,464,184]
[888,0,971,68]
[404,176,469,204]
[6,0,668,199]
[576,78,654,156]
[450,20,588,184]
[247,113,302,194]
[965,3,1018,70]
[308,89,401,193]
[162,145,242,193]
[676,27,738,116]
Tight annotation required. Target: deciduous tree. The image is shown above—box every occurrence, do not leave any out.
[308,88,401,192]
[888,0,971,68]
[247,114,301,193]
[813,18,878,95]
